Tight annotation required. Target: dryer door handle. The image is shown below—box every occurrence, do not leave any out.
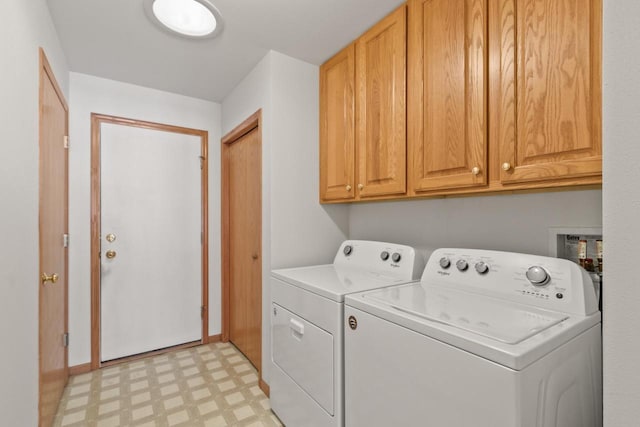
[289,318,305,336]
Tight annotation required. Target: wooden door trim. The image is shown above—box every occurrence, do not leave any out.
[39,47,69,427]
[90,113,209,370]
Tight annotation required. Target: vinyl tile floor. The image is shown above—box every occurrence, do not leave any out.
[53,342,283,427]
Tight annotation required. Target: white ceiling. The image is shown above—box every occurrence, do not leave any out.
[47,0,404,102]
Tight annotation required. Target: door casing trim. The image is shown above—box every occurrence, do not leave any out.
[90,113,209,370]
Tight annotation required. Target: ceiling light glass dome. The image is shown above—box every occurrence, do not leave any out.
[144,0,224,39]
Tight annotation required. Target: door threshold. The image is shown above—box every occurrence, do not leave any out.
[100,339,202,368]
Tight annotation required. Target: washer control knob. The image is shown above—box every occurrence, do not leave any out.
[456,259,469,271]
[391,253,402,263]
[439,257,451,269]
[475,261,490,274]
[343,245,353,256]
[380,251,390,261]
[526,266,550,286]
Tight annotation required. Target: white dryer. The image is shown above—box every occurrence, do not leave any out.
[270,240,424,427]
[345,248,602,427]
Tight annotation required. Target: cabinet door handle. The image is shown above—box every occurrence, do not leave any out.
[346,185,352,192]
[358,183,364,191]
[471,166,481,175]
[502,162,512,171]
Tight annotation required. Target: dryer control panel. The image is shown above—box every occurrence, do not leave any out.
[334,240,425,281]
[423,248,599,316]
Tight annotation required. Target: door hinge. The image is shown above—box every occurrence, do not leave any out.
[201,306,205,318]
[63,332,69,348]
[199,155,205,170]
[201,231,204,244]
[63,233,69,248]
[63,135,69,149]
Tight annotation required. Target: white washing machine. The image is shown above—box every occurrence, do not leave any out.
[270,240,424,427]
[345,248,602,427]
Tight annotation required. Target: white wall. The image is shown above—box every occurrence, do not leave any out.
[350,190,602,257]
[270,52,349,269]
[68,73,222,366]
[221,51,349,384]
[602,0,640,424]
[0,1,68,424]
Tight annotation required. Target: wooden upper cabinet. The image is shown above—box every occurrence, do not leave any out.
[320,44,356,201]
[356,5,407,198]
[408,0,488,193]
[493,0,602,184]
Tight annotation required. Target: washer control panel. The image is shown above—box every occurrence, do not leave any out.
[422,248,599,316]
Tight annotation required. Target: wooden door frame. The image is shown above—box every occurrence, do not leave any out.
[220,110,266,392]
[90,113,209,370]
[38,47,69,426]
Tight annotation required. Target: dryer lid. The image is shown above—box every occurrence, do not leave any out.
[364,282,568,344]
[272,265,412,302]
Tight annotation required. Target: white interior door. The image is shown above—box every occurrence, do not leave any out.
[100,123,202,362]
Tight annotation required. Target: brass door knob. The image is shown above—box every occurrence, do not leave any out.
[106,233,116,243]
[346,185,352,192]
[105,250,117,259]
[41,273,59,285]
[471,166,481,175]
[502,162,512,171]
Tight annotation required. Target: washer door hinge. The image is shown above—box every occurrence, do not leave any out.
[63,332,69,348]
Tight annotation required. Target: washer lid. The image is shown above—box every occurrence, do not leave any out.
[272,265,411,302]
[364,283,567,344]
[349,281,601,370]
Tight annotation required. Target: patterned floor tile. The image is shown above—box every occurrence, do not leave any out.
[52,342,283,427]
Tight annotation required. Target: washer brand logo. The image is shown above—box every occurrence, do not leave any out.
[438,271,451,276]
[348,316,358,330]
[390,264,399,268]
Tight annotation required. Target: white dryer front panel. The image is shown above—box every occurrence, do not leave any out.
[272,303,334,414]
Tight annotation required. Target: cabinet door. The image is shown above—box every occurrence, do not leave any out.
[356,6,407,198]
[408,0,488,192]
[494,0,602,184]
[320,44,356,201]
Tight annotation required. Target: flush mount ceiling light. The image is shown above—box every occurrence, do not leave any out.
[144,0,224,39]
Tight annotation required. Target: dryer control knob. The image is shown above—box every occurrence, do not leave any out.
[392,253,402,263]
[439,257,451,269]
[380,251,390,261]
[456,259,469,271]
[475,262,490,274]
[526,266,550,286]
[343,245,353,256]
